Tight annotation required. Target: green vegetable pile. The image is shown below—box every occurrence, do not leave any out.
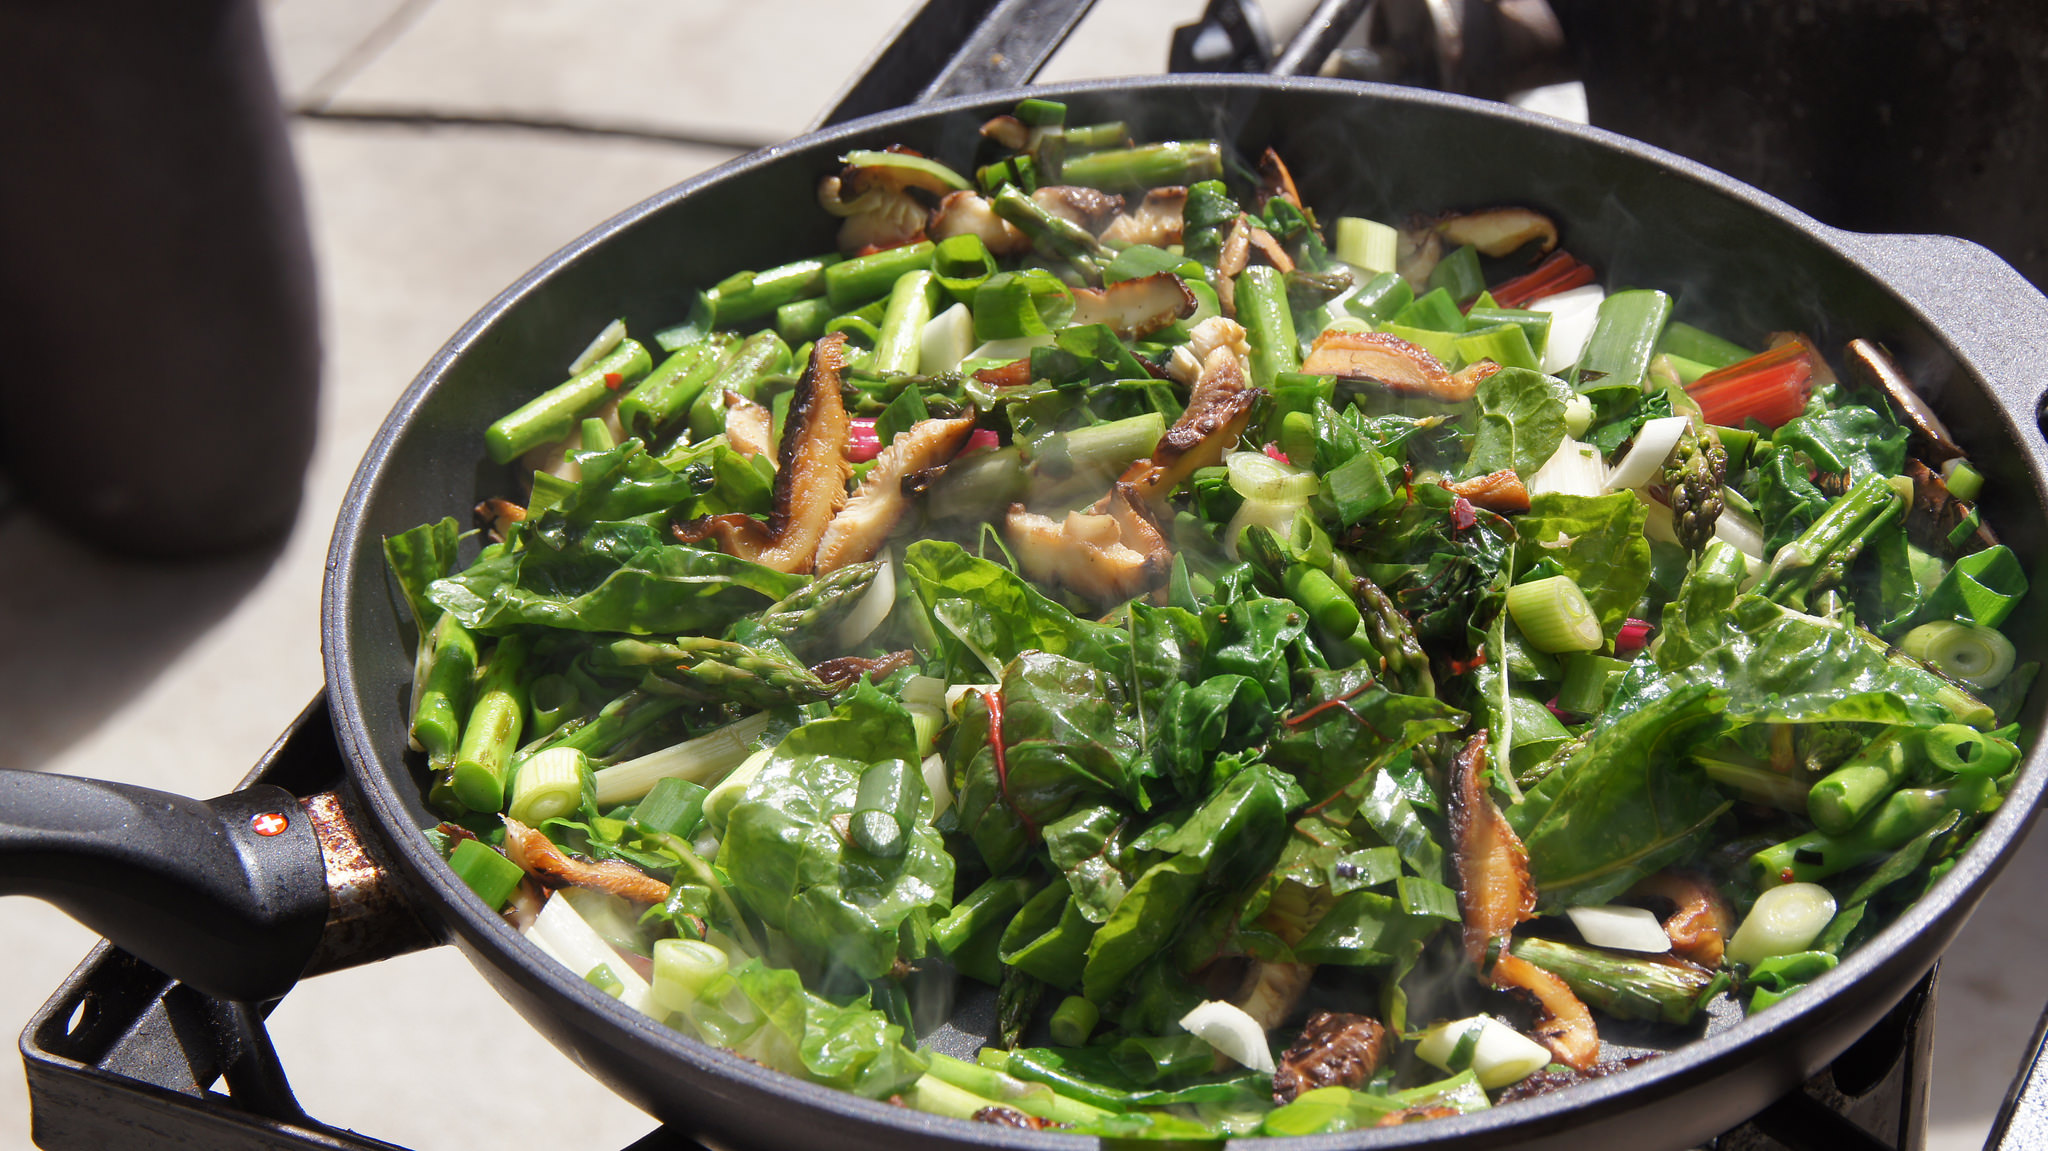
[385,98,2033,1138]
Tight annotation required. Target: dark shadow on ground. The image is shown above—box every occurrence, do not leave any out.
[0,508,280,772]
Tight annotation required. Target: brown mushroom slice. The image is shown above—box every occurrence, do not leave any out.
[475,497,527,543]
[674,333,851,573]
[1449,733,1535,966]
[812,650,917,689]
[978,114,1031,150]
[929,190,1031,258]
[1098,187,1188,248]
[1256,148,1302,212]
[1247,224,1296,274]
[724,392,773,458]
[1112,345,1260,508]
[1397,226,1443,289]
[1005,482,1170,602]
[815,416,977,573]
[1436,208,1560,257]
[1030,185,1126,233]
[1489,952,1600,1072]
[502,817,673,905]
[1069,272,1198,340]
[817,150,962,255]
[1302,329,1480,402]
[1844,338,1965,465]
[972,357,1035,389]
[1628,870,1735,967]
[1273,1012,1390,1104]
[1440,469,1531,514]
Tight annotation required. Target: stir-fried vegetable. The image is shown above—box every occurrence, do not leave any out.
[389,98,2032,1138]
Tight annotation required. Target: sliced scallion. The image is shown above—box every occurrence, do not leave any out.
[1225,450,1318,502]
[592,711,773,807]
[448,838,523,910]
[508,746,590,826]
[1334,216,1400,274]
[1942,458,1985,502]
[1900,621,2016,689]
[1506,575,1604,654]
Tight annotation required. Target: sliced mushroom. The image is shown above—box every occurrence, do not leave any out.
[1111,342,1259,508]
[723,392,773,458]
[978,114,1031,150]
[1904,457,1999,555]
[1247,225,1296,274]
[674,333,851,573]
[1030,185,1126,233]
[1441,469,1531,514]
[1449,733,1535,966]
[1489,952,1600,1072]
[1628,870,1734,967]
[1069,272,1198,340]
[1099,187,1188,248]
[1397,226,1444,289]
[816,149,959,255]
[475,497,526,543]
[1006,481,1171,602]
[811,650,916,688]
[502,817,673,905]
[1255,148,1303,212]
[815,415,977,573]
[1844,338,1965,465]
[1167,316,1252,386]
[929,190,1031,258]
[972,358,1035,389]
[1302,329,1483,402]
[1435,207,1559,257]
[1273,1012,1390,1104]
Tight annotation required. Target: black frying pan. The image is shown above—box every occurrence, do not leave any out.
[10,76,2048,1151]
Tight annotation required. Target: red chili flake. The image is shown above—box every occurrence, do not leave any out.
[602,371,624,390]
[1450,496,1478,531]
[1264,441,1290,465]
[1446,646,1489,676]
[250,812,289,837]
[1780,868,1797,884]
[1615,618,1655,655]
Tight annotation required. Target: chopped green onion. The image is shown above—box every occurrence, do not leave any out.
[840,149,969,191]
[1901,620,2016,688]
[592,711,773,807]
[448,838,524,910]
[1226,450,1318,502]
[902,675,949,758]
[631,776,709,839]
[1414,1015,1549,1089]
[565,318,626,376]
[1727,882,1836,965]
[650,937,728,1012]
[1506,575,1604,653]
[1049,995,1099,1046]
[1922,723,2019,777]
[1334,217,1399,275]
[1942,458,1985,502]
[508,746,591,826]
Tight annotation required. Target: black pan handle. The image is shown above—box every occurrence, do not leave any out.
[1836,230,2048,466]
[813,0,1100,130]
[0,773,329,1002]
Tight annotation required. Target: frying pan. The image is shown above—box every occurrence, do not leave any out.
[8,76,2048,1151]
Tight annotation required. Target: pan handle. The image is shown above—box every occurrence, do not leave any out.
[1837,230,2048,463]
[0,773,328,1002]
[813,0,1100,130]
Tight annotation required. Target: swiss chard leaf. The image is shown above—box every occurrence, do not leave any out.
[383,516,463,631]
[721,752,952,985]
[1507,678,1731,909]
[1514,491,1652,636]
[904,540,1129,680]
[704,961,928,1098]
[1464,367,1571,479]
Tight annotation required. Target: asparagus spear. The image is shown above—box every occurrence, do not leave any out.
[1058,140,1223,192]
[1509,936,1717,1024]
[1759,473,1907,611]
[411,612,478,767]
[990,184,1104,277]
[594,636,835,709]
[486,339,652,464]
[449,633,532,812]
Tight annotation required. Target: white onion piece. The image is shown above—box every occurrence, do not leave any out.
[566,317,626,375]
[919,303,976,376]
[1226,450,1317,501]
[1727,882,1837,965]
[1528,437,1608,498]
[1566,905,1673,953]
[1713,499,1767,560]
[964,333,1055,364]
[920,752,954,819]
[1604,416,1691,493]
[835,554,897,646]
[1531,284,1606,373]
[1563,392,1594,438]
[1414,1015,1552,1089]
[527,893,659,1017]
[1224,497,1306,558]
[1179,1000,1275,1074]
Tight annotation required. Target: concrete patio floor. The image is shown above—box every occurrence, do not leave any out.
[2,3,2042,1149]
